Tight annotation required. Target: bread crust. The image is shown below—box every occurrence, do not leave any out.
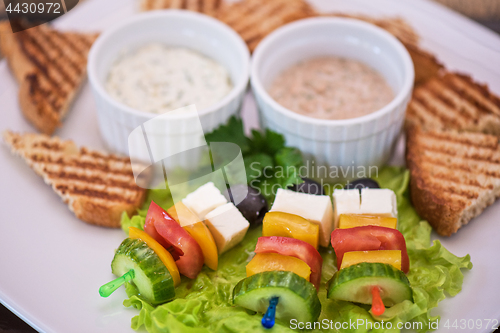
[404,43,444,87]
[405,125,500,236]
[407,159,463,236]
[406,126,458,236]
[0,23,97,135]
[70,190,148,228]
[18,75,60,135]
[0,21,36,81]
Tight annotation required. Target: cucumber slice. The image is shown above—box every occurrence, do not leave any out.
[111,238,175,304]
[327,262,412,307]
[233,271,321,323]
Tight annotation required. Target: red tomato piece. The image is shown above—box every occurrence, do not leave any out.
[145,201,204,279]
[331,226,410,273]
[255,236,323,290]
[144,202,183,261]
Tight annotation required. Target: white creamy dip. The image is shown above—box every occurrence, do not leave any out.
[106,44,233,114]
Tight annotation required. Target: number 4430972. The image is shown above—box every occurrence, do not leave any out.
[443,319,499,330]
[6,2,61,14]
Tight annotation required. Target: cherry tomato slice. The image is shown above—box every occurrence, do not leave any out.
[255,236,323,290]
[331,226,409,273]
[145,201,204,279]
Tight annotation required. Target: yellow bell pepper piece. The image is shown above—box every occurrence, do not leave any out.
[168,202,218,270]
[338,214,397,229]
[129,227,181,287]
[262,212,319,249]
[340,250,402,271]
[168,202,201,227]
[246,253,311,281]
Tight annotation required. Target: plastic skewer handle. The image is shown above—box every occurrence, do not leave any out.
[99,269,135,297]
[262,297,279,329]
[371,286,385,316]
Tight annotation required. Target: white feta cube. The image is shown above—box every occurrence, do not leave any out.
[332,189,362,229]
[270,189,334,247]
[204,203,250,254]
[182,182,227,219]
[360,188,398,218]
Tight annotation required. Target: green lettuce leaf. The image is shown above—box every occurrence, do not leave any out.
[120,212,146,235]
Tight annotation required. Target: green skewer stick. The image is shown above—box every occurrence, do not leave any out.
[99,269,135,297]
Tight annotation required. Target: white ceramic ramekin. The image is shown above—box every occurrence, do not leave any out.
[251,18,414,180]
[87,10,250,158]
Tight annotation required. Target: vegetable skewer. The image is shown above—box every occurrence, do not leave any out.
[100,182,254,306]
[234,210,323,327]
[328,190,412,317]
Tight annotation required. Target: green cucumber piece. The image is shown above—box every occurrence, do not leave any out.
[327,262,412,307]
[111,238,175,304]
[233,271,321,323]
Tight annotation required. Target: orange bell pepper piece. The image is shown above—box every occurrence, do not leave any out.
[246,253,311,281]
[262,212,319,249]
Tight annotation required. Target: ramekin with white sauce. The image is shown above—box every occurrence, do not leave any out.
[251,18,414,179]
[88,11,250,159]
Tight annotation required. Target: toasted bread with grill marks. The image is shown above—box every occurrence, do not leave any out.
[140,0,316,51]
[3,131,149,228]
[217,0,317,52]
[406,71,500,136]
[404,43,444,86]
[406,126,500,236]
[140,0,223,16]
[0,22,98,135]
[327,13,420,47]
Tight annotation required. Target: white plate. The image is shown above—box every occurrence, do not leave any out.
[1,1,499,332]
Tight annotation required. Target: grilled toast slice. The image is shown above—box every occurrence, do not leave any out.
[327,13,443,85]
[406,126,500,236]
[139,0,315,50]
[3,131,149,228]
[140,0,223,16]
[404,43,444,86]
[406,71,500,136]
[217,0,317,52]
[0,22,98,135]
[327,13,420,47]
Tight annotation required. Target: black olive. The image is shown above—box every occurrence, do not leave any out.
[344,178,380,191]
[289,178,325,195]
[223,184,268,226]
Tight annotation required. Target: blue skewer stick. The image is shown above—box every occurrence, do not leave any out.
[262,297,279,329]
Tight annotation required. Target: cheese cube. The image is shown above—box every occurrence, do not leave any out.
[359,188,398,218]
[332,189,362,228]
[182,182,227,219]
[204,203,250,254]
[270,189,334,247]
